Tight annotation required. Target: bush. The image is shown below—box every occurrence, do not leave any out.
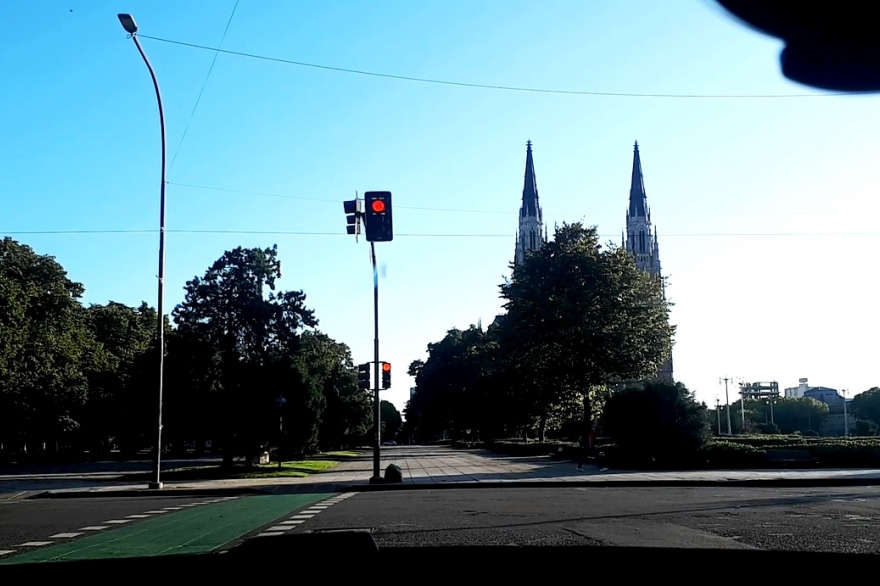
[601,380,710,468]
[699,441,766,468]
[855,419,879,437]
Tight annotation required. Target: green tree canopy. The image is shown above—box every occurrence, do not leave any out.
[0,238,93,453]
[498,223,674,441]
[172,245,318,464]
[851,388,880,427]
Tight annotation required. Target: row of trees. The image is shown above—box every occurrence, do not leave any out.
[404,224,676,444]
[0,237,399,464]
[707,390,880,437]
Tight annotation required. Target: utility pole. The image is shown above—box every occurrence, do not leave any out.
[843,389,849,437]
[716,397,722,435]
[720,377,733,435]
[370,241,382,483]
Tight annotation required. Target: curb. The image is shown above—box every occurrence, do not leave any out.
[342,477,880,491]
[27,486,271,500]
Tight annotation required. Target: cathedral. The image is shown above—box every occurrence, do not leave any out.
[513,140,673,380]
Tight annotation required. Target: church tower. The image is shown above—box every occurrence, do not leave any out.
[623,141,673,380]
[514,141,545,266]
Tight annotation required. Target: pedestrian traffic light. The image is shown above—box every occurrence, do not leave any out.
[364,191,393,242]
[381,361,391,389]
[357,362,371,390]
[343,199,362,236]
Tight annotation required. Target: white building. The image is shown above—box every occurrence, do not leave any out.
[785,378,812,398]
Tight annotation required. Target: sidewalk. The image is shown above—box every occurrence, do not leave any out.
[11,446,880,498]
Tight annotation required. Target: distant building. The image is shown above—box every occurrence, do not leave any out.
[784,378,812,398]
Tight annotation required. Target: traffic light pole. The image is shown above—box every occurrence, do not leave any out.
[370,241,382,483]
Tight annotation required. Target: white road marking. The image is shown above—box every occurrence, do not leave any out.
[104,519,132,524]
[163,507,183,510]
[0,550,15,557]
[255,532,284,537]
[17,541,53,547]
[281,520,304,525]
[290,514,314,519]
[49,532,83,539]
[143,510,167,514]
[79,526,109,531]
[310,505,330,509]
[267,526,292,531]
[126,514,150,518]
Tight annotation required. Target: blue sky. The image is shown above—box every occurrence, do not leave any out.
[1,1,878,411]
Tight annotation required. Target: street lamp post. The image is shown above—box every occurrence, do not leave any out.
[843,389,849,437]
[118,13,167,490]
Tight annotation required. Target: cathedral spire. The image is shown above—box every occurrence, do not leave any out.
[521,140,539,218]
[514,140,544,267]
[628,141,648,218]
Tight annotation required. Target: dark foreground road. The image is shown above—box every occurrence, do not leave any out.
[299,485,880,552]
[3,485,880,563]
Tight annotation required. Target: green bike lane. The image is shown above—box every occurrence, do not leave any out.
[0,493,334,564]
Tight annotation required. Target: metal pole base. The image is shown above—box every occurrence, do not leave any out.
[368,476,385,485]
[148,481,164,490]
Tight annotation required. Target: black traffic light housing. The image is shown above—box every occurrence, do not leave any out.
[381,361,391,389]
[343,199,362,236]
[357,363,371,390]
[364,191,393,242]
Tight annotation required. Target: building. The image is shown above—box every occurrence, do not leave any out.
[622,142,673,380]
[740,381,780,399]
[513,141,547,267]
[784,378,811,398]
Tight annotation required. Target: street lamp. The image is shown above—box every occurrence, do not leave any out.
[118,13,167,490]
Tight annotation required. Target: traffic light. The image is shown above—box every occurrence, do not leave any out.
[381,361,391,389]
[343,199,362,236]
[364,191,393,242]
[357,362,371,390]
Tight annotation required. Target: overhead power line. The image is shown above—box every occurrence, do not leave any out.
[169,181,871,219]
[169,0,240,170]
[138,34,848,99]
[5,229,880,237]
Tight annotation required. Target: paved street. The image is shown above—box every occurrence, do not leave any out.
[5,445,880,498]
[294,485,880,552]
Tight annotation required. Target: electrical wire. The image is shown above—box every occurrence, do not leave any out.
[168,0,240,170]
[138,34,849,99]
[5,229,880,237]
[168,181,870,219]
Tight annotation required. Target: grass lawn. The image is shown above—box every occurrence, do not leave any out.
[124,449,366,481]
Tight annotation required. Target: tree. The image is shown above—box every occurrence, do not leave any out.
[769,398,829,434]
[380,401,403,441]
[851,388,880,427]
[601,380,710,467]
[0,238,92,456]
[297,331,370,452]
[499,223,674,443]
[80,301,157,454]
[172,245,318,465]
[407,325,501,442]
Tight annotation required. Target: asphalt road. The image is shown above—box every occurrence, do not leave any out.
[296,485,880,552]
[5,484,880,562]
[0,495,208,551]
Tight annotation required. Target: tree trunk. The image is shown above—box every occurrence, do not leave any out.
[538,414,547,443]
[582,393,593,452]
[522,428,528,443]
